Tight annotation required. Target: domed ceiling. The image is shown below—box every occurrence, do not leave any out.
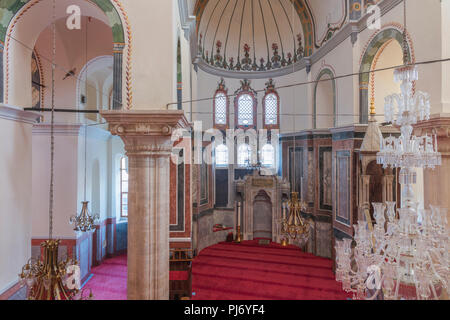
[193,0,350,75]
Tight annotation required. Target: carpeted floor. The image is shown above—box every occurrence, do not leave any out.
[191,240,351,300]
[82,255,127,300]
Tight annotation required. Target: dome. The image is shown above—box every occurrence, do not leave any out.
[194,0,314,76]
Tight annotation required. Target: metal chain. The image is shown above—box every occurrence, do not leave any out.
[84,125,87,200]
[48,0,56,240]
[403,0,409,65]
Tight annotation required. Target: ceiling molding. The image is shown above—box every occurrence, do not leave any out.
[0,104,40,124]
[179,0,196,40]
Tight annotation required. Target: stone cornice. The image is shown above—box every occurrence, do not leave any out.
[414,117,450,138]
[32,124,83,136]
[0,104,40,124]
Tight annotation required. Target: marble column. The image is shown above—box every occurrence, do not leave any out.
[112,43,125,110]
[101,110,190,300]
[415,117,450,229]
[359,86,369,124]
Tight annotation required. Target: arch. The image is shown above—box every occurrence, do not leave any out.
[358,26,414,123]
[0,0,124,43]
[252,189,272,240]
[1,0,132,109]
[76,55,114,118]
[313,67,336,129]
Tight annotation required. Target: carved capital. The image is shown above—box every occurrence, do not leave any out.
[100,110,191,157]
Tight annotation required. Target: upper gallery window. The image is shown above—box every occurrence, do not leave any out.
[237,94,254,126]
[263,79,280,129]
[234,79,257,129]
[120,157,128,218]
[215,144,229,167]
[214,79,229,129]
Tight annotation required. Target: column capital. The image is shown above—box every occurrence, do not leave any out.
[101,110,191,156]
[101,110,190,136]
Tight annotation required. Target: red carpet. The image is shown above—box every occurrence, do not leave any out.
[83,255,127,300]
[191,240,351,300]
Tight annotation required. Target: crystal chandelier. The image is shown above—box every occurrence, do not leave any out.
[335,1,448,300]
[377,65,441,169]
[281,192,310,245]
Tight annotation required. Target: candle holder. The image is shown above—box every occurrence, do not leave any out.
[235,226,242,243]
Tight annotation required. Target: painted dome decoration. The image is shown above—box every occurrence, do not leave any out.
[194,0,314,74]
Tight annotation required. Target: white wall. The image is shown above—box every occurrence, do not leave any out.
[0,108,36,294]
[32,125,80,238]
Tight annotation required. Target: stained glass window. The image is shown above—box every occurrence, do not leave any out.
[237,94,254,126]
[238,144,251,167]
[216,144,228,167]
[264,93,278,125]
[261,144,275,167]
[215,92,227,125]
[120,157,128,218]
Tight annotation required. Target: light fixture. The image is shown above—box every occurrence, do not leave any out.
[70,125,99,232]
[20,2,93,299]
[335,0,448,300]
[281,192,310,245]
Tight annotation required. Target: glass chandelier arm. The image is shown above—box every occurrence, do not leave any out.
[425,251,447,288]
[365,275,385,301]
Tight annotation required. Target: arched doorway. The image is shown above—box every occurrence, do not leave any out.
[252,190,272,240]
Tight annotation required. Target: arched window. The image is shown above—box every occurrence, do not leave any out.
[215,144,228,167]
[261,144,275,168]
[237,144,251,167]
[234,80,257,129]
[263,79,280,129]
[214,79,229,129]
[120,157,128,218]
[237,94,254,126]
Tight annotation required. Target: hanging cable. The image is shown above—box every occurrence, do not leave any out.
[48,0,56,240]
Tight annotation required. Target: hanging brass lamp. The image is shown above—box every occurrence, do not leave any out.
[19,240,79,300]
[281,192,310,243]
[70,201,98,232]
